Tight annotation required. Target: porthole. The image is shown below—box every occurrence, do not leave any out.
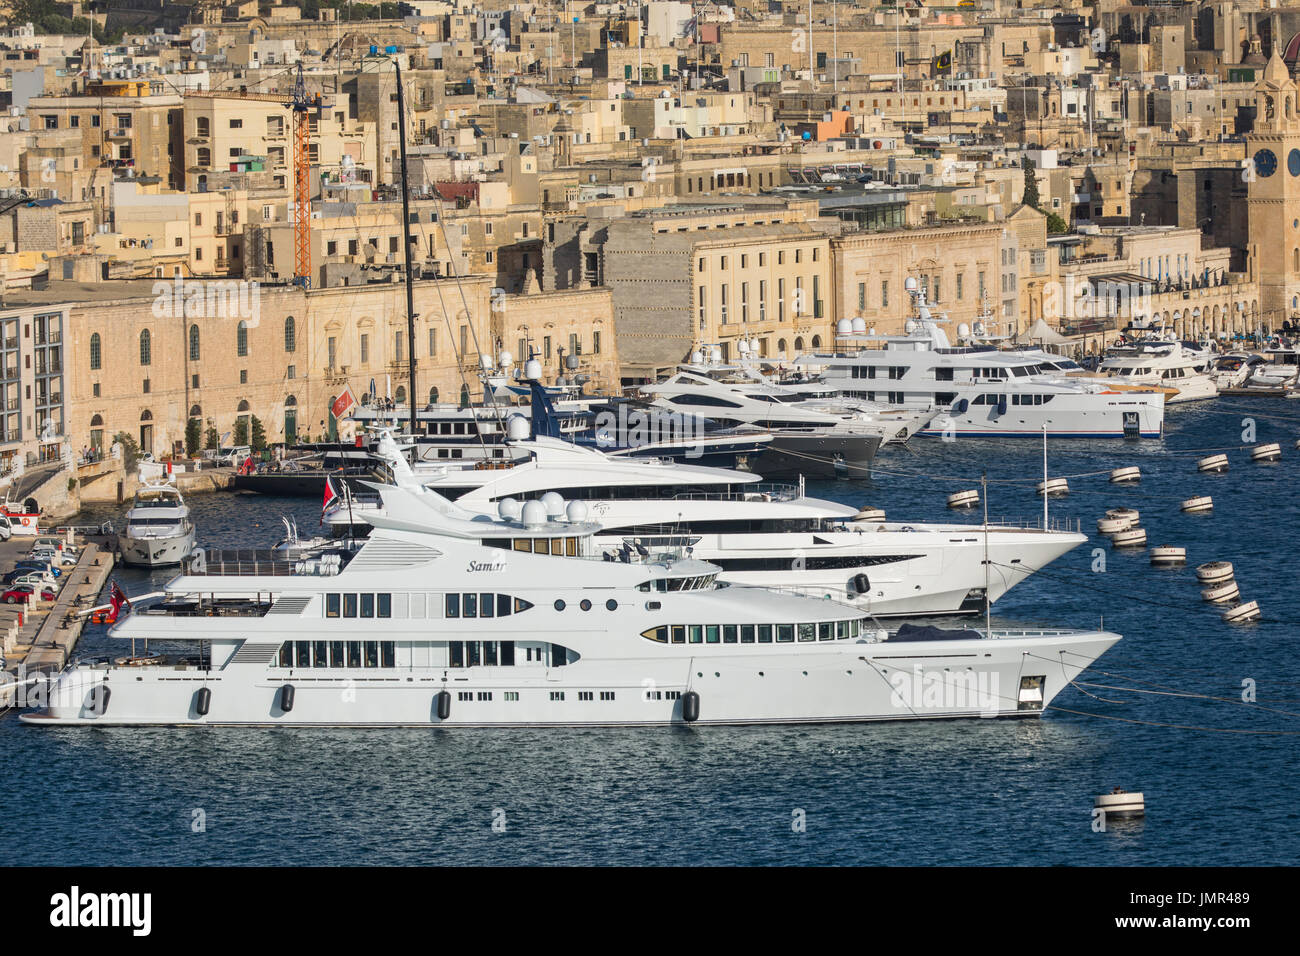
[605,599,617,611]
[554,599,566,611]
[580,599,592,611]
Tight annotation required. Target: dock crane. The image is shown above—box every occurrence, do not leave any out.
[289,62,320,288]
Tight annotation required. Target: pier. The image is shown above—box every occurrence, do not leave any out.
[0,536,115,710]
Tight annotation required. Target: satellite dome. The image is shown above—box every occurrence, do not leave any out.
[904,276,919,293]
[957,322,971,339]
[565,354,579,370]
[709,347,722,363]
[565,500,589,522]
[851,317,867,334]
[506,414,530,441]
[904,319,918,335]
[541,491,566,516]
[479,353,494,370]
[691,349,704,364]
[520,500,547,527]
[524,358,543,380]
[497,349,513,367]
[737,339,750,354]
[498,497,522,520]
[836,319,852,336]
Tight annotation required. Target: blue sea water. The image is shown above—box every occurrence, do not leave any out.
[2,397,1298,866]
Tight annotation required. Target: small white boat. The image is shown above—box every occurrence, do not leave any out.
[1223,600,1261,624]
[1197,454,1229,473]
[1109,466,1141,484]
[1149,546,1186,565]
[119,482,196,568]
[853,506,886,522]
[1201,580,1241,604]
[1196,561,1234,585]
[1111,527,1147,548]
[1180,495,1213,513]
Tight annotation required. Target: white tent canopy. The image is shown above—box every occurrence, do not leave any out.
[1023,318,1071,345]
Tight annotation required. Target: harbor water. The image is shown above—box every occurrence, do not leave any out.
[3,397,1298,865]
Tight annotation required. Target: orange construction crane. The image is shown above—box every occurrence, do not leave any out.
[290,62,319,288]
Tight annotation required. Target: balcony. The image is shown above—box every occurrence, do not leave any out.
[108,127,131,139]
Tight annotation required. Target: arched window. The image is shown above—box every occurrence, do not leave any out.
[459,384,470,408]
[284,395,297,442]
[1293,248,1299,273]
[189,405,202,419]
[140,409,153,422]
[236,320,248,357]
[237,399,251,412]
[189,325,200,361]
[811,335,822,348]
[284,315,296,352]
[139,328,151,366]
[777,338,788,355]
[428,386,439,405]
[89,332,101,370]
[794,336,805,351]
[90,414,103,426]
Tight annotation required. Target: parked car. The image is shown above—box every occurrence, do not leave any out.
[3,568,50,586]
[216,445,252,467]
[30,546,74,566]
[2,584,57,604]
[0,514,12,541]
[33,536,78,557]
[9,571,56,590]
[14,560,61,579]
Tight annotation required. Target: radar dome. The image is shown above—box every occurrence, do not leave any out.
[498,497,522,520]
[565,354,579,371]
[565,500,589,522]
[904,276,919,293]
[691,349,704,364]
[836,319,852,335]
[957,322,971,339]
[541,491,566,516]
[737,339,750,354]
[479,353,494,370]
[520,500,547,527]
[506,414,530,441]
[709,347,722,363]
[497,349,513,367]
[524,358,543,380]
[851,317,867,334]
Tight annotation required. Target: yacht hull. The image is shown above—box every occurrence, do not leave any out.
[21,629,1119,726]
[118,528,196,567]
[756,432,882,478]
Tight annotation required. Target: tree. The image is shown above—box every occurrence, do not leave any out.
[185,418,202,457]
[112,431,139,472]
[1021,155,1040,211]
[250,415,267,453]
[233,418,250,447]
[1046,212,1069,235]
[204,419,219,451]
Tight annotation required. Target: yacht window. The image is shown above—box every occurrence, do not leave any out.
[758,624,773,643]
[377,593,392,618]
[798,623,816,642]
[513,538,532,553]
[483,641,499,666]
[325,593,340,618]
[450,642,464,667]
[551,538,563,555]
[468,642,481,667]
[642,626,668,643]
[835,621,847,639]
[364,641,379,667]
[935,368,954,381]
[706,625,721,644]
[740,624,756,643]
[479,593,494,618]
[347,642,362,667]
[446,593,460,618]
[777,624,795,643]
[723,625,738,644]
[360,593,375,618]
[567,537,578,556]
[689,625,703,644]
[343,593,358,618]
[463,593,478,617]
[818,623,833,641]
[279,643,293,667]
[330,640,344,667]
[671,625,686,644]
[313,640,328,665]
[514,597,534,613]
[500,642,515,666]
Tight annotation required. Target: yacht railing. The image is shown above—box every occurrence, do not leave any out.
[980,515,1083,534]
[672,483,799,502]
[184,548,347,577]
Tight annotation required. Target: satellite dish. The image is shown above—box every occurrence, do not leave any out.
[541,491,566,516]
[498,497,522,520]
[520,500,547,527]
[506,414,529,441]
[565,500,589,522]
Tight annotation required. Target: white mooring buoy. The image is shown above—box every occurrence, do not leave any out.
[853,506,886,522]
[1095,788,1145,820]
[1201,580,1241,604]
[1196,561,1234,585]
[1197,453,1230,473]
[1106,507,1140,524]
[1111,527,1147,548]
[1150,546,1186,566]
[1180,495,1213,513]
[1250,442,1282,463]
[1097,515,1133,534]
[1223,600,1261,624]
[1037,477,1069,496]
[947,489,980,509]
[1109,466,1141,484]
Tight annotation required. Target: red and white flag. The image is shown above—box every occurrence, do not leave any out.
[322,475,340,522]
[331,386,357,420]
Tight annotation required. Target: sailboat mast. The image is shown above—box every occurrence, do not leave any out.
[395,61,418,436]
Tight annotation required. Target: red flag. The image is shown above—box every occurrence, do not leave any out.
[331,386,357,420]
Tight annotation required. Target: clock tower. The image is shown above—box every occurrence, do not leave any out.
[1246,48,1300,325]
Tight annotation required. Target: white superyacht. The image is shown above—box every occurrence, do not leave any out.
[118,482,197,567]
[21,483,1119,727]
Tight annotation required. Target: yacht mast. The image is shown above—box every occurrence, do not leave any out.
[395,61,418,436]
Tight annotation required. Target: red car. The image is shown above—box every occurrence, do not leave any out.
[2,584,56,604]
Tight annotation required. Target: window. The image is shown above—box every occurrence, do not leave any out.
[284,316,296,352]
[359,333,369,364]
[89,333,101,370]
[236,320,248,357]
[189,325,200,361]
